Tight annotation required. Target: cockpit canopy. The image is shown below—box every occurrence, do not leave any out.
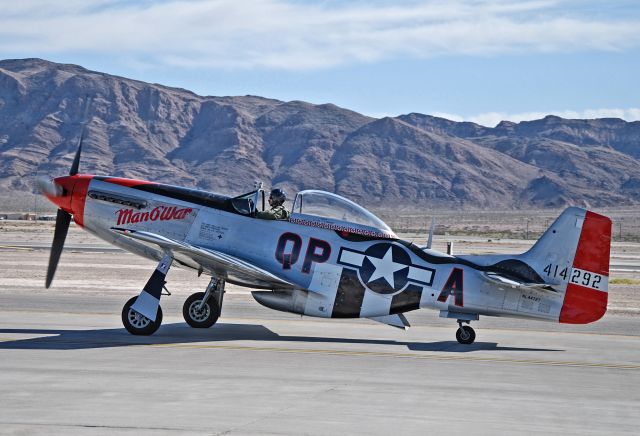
[291,190,396,238]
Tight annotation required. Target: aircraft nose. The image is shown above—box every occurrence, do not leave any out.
[41,175,92,226]
[42,176,76,213]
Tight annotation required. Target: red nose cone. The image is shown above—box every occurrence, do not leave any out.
[43,175,93,227]
[45,176,76,213]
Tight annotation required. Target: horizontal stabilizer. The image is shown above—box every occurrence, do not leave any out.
[483,272,558,293]
[368,313,410,330]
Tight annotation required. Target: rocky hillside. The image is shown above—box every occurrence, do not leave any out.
[1,58,639,210]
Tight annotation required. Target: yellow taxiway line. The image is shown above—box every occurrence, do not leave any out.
[0,245,34,251]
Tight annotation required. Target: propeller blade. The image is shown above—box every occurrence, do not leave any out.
[69,130,84,176]
[69,95,93,176]
[45,208,72,288]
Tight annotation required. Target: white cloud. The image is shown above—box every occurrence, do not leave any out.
[445,108,640,127]
[0,0,639,70]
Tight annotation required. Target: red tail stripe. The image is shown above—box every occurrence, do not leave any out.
[572,211,611,276]
[559,210,611,324]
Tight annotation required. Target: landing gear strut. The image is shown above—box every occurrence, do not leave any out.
[183,277,225,328]
[121,252,172,336]
[455,320,476,344]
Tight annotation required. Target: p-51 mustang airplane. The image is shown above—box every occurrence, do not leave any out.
[39,131,611,344]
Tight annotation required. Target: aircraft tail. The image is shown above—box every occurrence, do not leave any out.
[522,207,611,324]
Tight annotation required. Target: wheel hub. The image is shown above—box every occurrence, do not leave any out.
[128,309,151,328]
[189,301,210,322]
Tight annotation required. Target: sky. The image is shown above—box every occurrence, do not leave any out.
[0,0,639,126]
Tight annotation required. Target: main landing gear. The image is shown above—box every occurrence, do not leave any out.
[183,278,225,328]
[455,320,476,345]
[121,252,225,335]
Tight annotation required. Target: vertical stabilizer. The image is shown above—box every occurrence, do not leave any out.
[523,207,611,324]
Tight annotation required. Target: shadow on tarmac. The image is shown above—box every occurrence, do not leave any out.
[0,322,562,353]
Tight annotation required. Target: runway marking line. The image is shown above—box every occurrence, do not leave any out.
[148,343,640,370]
[0,245,34,251]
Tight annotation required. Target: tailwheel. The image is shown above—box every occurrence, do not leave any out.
[456,325,476,344]
[183,292,221,328]
[122,296,163,336]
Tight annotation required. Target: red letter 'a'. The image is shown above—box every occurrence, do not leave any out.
[437,268,464,307]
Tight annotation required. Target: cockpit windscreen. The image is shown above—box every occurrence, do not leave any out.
[292,190,393,234]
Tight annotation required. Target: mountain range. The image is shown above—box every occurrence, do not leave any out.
[1,58,638,211]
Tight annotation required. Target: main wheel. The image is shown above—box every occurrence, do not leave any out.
[121,296,163,336]
[183,292,220,328]
[456,325,476,344]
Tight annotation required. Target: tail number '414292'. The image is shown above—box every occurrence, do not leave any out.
[543,263,603,290]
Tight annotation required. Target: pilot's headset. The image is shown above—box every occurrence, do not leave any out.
[269,188,286,206]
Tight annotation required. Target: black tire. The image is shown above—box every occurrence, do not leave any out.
[183,292,220,328]
[456,326,476,344]
[121,296,163,336]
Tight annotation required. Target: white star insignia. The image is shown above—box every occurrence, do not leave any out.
[366,246,408,289]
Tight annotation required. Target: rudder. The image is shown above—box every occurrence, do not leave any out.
[559,210,611,324]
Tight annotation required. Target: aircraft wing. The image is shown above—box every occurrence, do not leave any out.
[111,228,295,289]
[483,272,559,293]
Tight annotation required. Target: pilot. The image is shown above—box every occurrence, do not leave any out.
[256,188,290,220]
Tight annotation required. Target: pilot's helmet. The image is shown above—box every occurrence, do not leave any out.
[269,188,286,206]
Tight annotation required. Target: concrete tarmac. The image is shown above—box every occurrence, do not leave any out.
[1,231,639,435]
[1,293,639,435]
